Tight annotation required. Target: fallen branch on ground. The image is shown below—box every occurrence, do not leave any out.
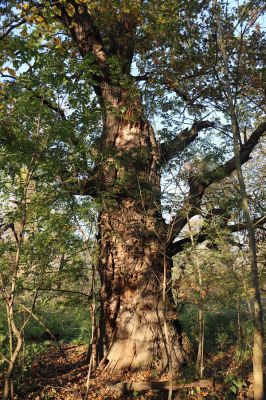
[107,378,223,396]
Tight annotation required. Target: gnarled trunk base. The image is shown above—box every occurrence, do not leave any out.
[103,304,187,373]
[96,200,189,373]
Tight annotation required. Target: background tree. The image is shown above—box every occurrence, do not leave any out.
[0,100,97,398]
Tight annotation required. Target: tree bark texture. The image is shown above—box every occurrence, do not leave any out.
[95,86,188,372]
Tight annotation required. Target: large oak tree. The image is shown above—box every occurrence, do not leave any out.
[0,0,265,375]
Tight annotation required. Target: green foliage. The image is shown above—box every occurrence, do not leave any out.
[17,341,50,377]
[179,305,238,354]
[24,303,91,344]
[0,301,91,382]
[224,375,246,399]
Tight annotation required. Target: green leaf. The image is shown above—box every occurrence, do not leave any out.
[229,385,237,394]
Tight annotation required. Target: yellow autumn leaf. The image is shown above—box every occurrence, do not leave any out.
[52,6,62,16]
[53,37,62,48]
[66,3,75,17]
[20,167,28,182]
[7,68,16,77]
[34,15,45,23]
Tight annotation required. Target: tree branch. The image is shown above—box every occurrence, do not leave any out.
[167,121,266,243]
[0,76,67,121]
[221,121,266,176]
[167,215,266,257]
[163,78,199,105]
[20,287,91,298]
[0,3,44,41]
[16,302,69,362]
[160,121,215,164]
[56,1,108,67]
[28,90,67,120]
[0,19,26,41]
[109,14,138,74]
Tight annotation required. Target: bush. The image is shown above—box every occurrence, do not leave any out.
[179,304,243,354]
[24,302,91,344]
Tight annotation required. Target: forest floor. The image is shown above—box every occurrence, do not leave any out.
[1,344,255,399]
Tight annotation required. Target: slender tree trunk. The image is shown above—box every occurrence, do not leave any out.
[95,85,188,372]
[196,260,204,380]
[196,303,204,379]
[187,218,204,379]
[214,6,264,398]
[3,244,23,400]
[2,157,36,400]
[225,63,264,400]
[3,324,23,400]
[237,296,243,354]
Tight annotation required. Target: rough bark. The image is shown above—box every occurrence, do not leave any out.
[95,86,188,372]
[97,202,187,372]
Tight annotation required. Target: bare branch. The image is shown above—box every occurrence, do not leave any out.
[168,121,266,243]
[160,121,215,164]
[167,215,266,257]
[16,302,69,362]
[222,121,266,177]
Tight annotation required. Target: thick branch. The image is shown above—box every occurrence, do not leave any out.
[167,215,266,257]
[168,121,266,243]
[57,2,108,67]
[160,121,215,164]
[110,15,138,74]
[222,121,266,176]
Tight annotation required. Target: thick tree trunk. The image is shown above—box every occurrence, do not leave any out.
[97,201,187,372]
[95,86,188,372]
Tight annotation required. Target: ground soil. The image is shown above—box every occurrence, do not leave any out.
[0,344,257,399]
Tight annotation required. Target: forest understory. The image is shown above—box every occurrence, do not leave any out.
[0,343,262,400]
